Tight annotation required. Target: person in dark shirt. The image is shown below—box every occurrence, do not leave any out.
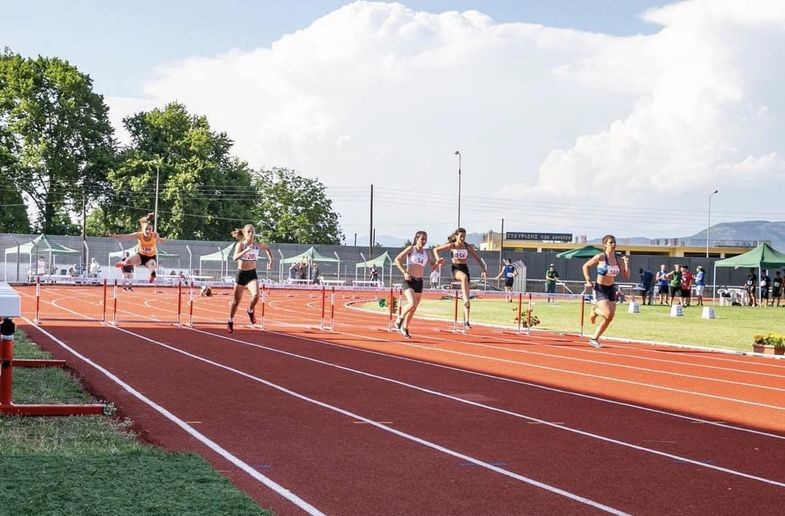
[744,269,757,306]
[771,271,782,307]
[760,270,770,305]
[638,268,653,304]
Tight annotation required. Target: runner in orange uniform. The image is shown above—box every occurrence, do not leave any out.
[111,212,165,284]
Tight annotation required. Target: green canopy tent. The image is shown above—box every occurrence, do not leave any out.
[355,251,393,286]
[282,247,339,283]
[555,245,602,260]
[4,234,80,281]
[713,242,785,302]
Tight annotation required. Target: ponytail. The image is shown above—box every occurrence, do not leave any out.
[230,228,244,240]
[447,227,466,243]
[139,212,155,226]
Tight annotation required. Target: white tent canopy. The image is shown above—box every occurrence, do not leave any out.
[198,243,236,278]
[4,234,80,280]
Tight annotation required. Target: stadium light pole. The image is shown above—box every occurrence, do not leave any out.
[454,150,461,228]
[706,189,718,258]
[153,158,161,234]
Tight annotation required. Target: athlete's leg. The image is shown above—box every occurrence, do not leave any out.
[246,279,260,312]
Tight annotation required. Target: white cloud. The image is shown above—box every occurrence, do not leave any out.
[107,0,785,242]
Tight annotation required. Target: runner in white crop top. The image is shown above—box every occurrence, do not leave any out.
[226,224,274,333]
[394,231,443,339]
[432,227,487,329]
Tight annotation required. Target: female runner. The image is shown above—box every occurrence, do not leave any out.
[393,231,443,339]
[582,235,629,348]
[432,227,487,328]
[227,224,273,333]
[112,212,164,283]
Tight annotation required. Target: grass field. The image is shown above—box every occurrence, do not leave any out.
[0,330,271,516]
[364,295,785,352]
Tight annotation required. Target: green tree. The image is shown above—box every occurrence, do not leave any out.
[0,50,115,234]
[101,103,256,240]
[254,167,343,244]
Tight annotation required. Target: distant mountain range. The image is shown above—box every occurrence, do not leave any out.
[592,221,785,250]
[376,221,785,250]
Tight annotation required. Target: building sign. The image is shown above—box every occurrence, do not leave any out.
[505,232,572,242]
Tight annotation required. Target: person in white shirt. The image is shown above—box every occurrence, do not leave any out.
[89,258,102,277]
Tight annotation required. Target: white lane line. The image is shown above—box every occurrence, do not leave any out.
[20,295,631,513]
[185,326,785,490]
[23,317,326,516]
[22,289,785,436]
[107,325,632,516]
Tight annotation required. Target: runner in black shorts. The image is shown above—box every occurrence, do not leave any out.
[226,224,273,333]
[432,228,487,329]
[393,231,443,339]
[493,258,517,302]
[582,234,630,348]
[111,212,164,284]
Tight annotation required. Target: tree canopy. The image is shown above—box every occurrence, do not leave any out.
[1,51,345,243]
[253,167,343,244]
[0,50,114,234]
[97,102,257,240]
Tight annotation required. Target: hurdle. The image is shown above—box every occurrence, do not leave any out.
[503,293,533,336]
[314,286,335,331]
[440,291,466,334]
[104,280,183,327]
[33,277,109,324]
[1,283,104,416]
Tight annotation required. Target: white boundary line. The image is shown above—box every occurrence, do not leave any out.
[22,317,326,516]
[184,326,785,490]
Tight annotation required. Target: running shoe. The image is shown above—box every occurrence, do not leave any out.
[400,327,411,339]
[464,321,471,329]
[395,316,403,329]
[588,337,602,349]
[122,286,128,291]
[247,308,256,325]
[227,320,234,333]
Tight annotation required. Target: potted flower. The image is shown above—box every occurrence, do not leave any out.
[752,333,785,355]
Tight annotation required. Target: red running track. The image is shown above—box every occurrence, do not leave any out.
[11,284,785,515]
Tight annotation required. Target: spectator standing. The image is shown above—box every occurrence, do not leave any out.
[429,268,440,289]
[760,270,770,306]
[639,268,654,305]
[693,266,706,306]
[89,257,102,277]
[680,265,693,307]
[771,271,782,307]
[312,264,321,284]
[369,265,380,286]
[744,269,757,306]
[666,264,682,306]
[655,264,669,305]
[288,263,297,282]
[544,264,559,303]
[37,256,47,276]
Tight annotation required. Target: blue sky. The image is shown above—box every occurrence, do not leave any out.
[3,1,667,97]
[3,1,784,243]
